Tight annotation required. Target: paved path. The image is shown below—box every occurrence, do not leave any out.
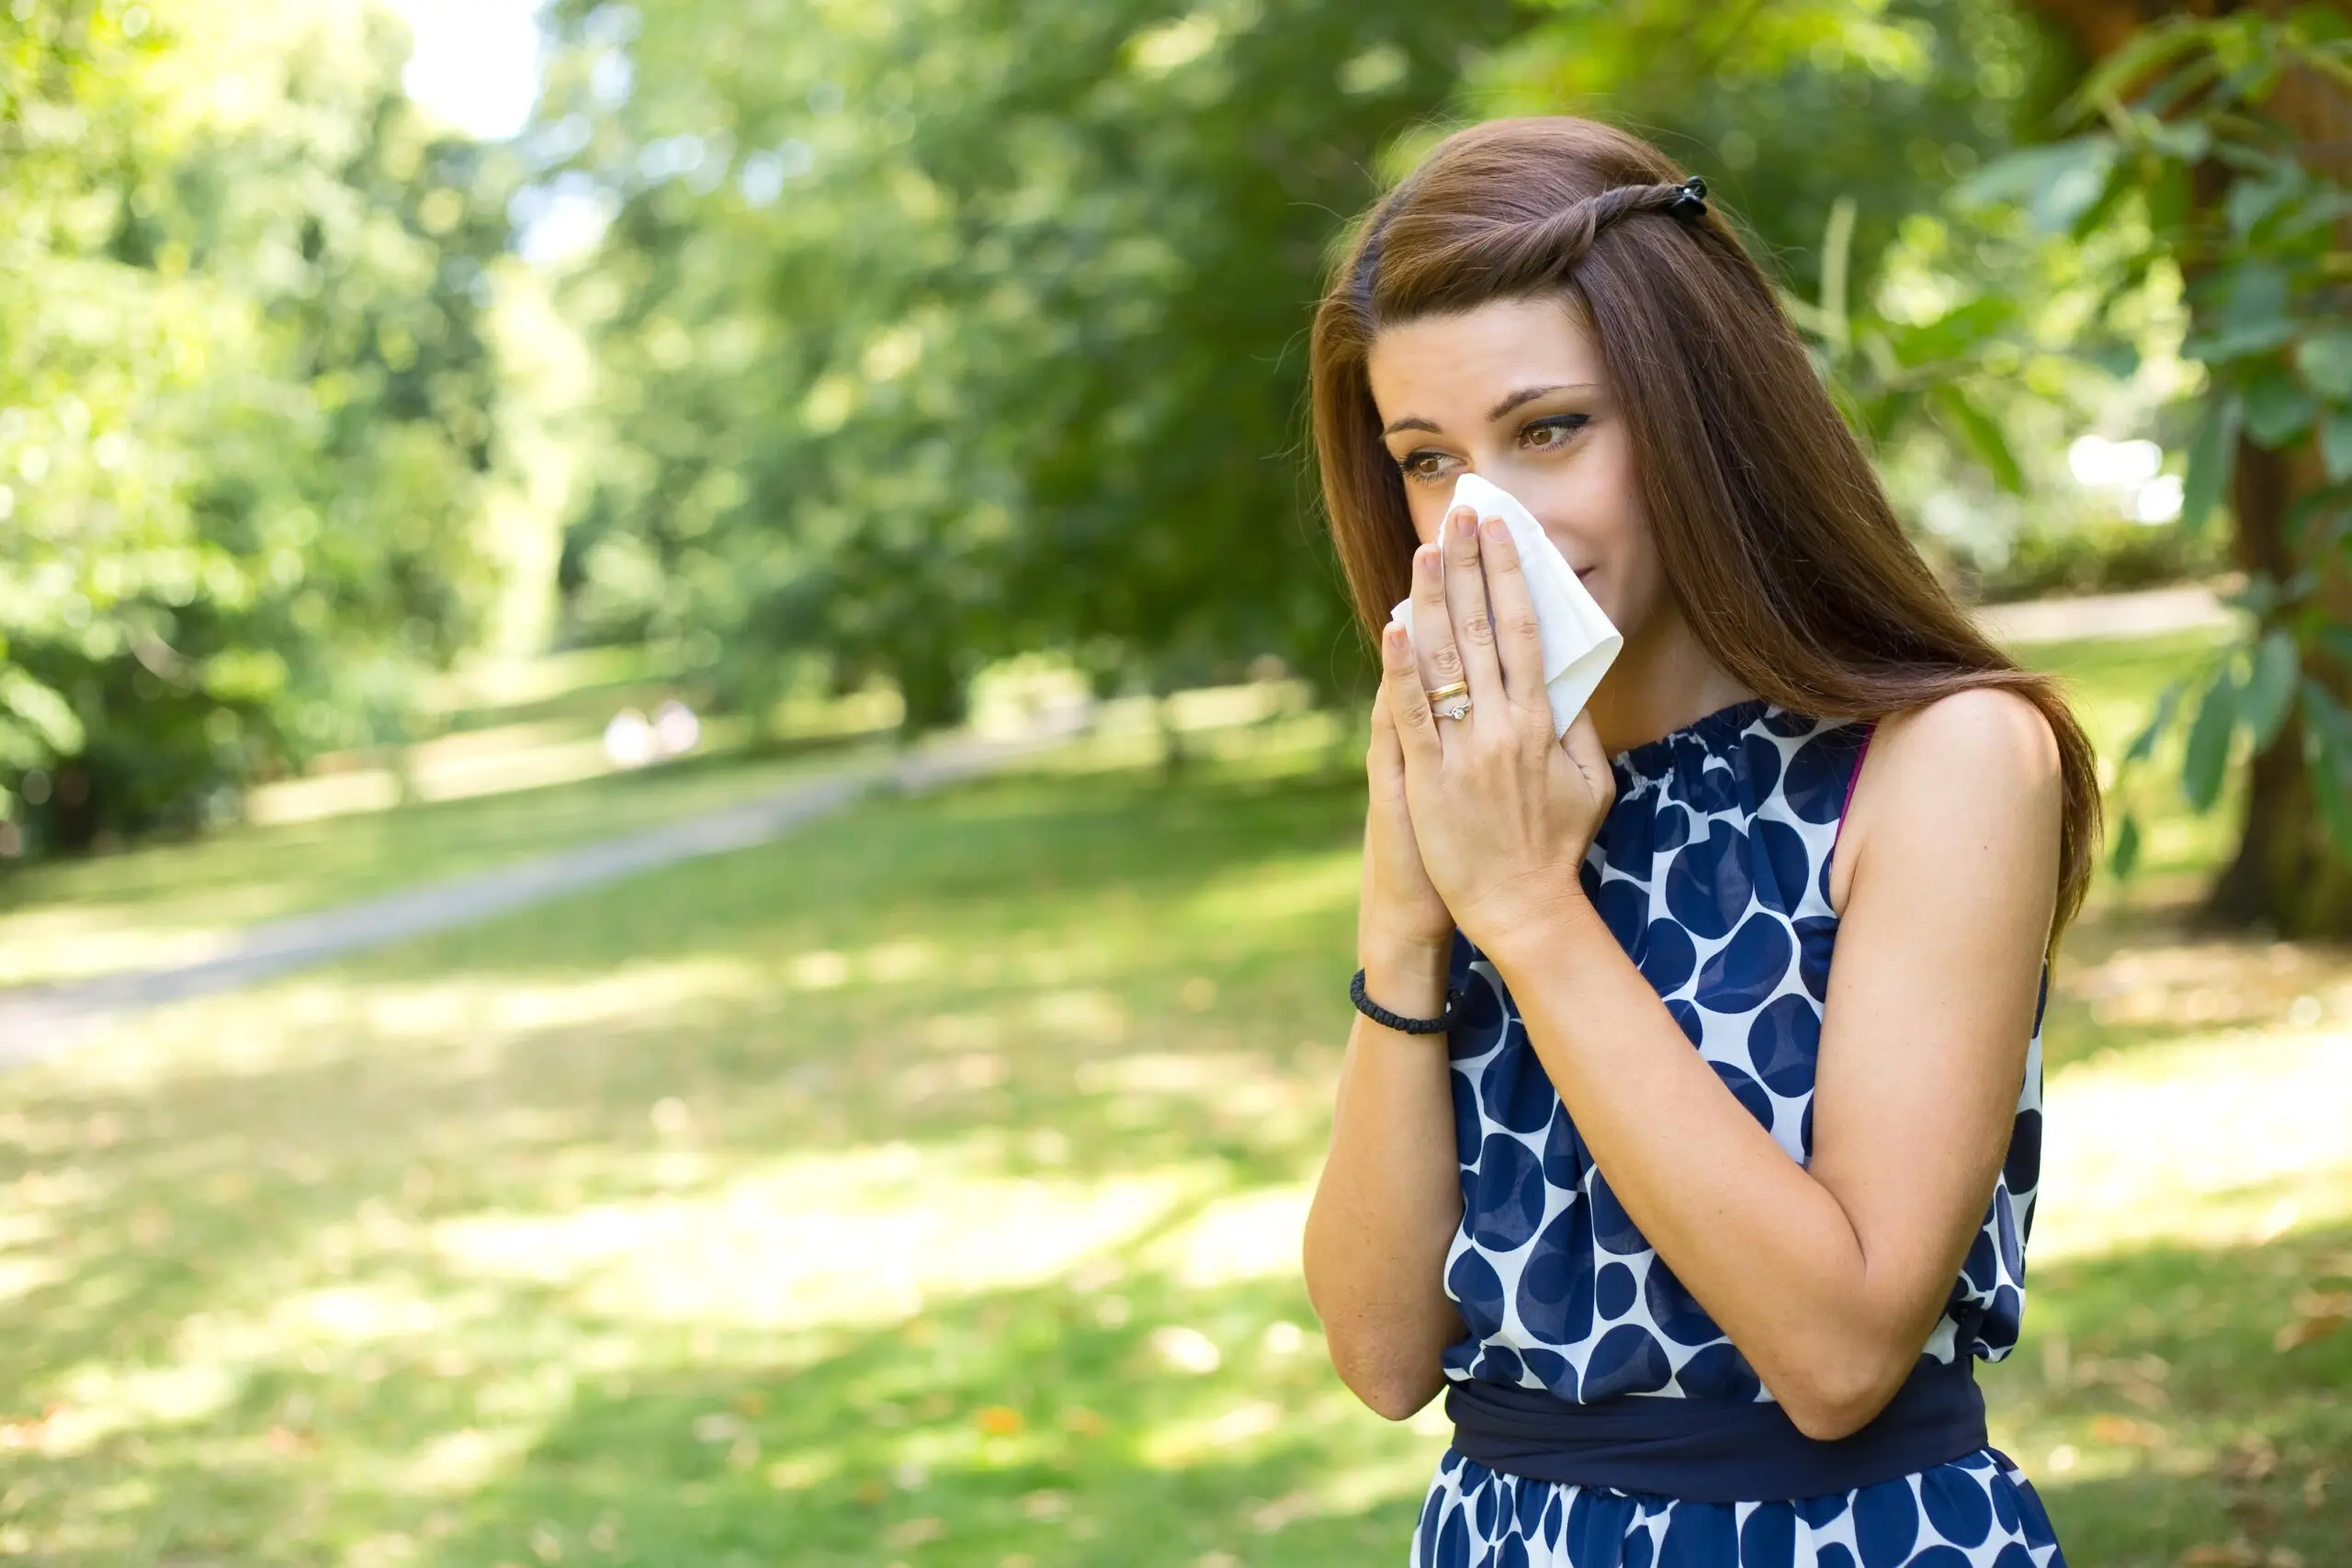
[0,725,1071,1066]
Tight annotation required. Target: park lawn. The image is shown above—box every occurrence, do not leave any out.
[0,629,2346,1565]
[0,737,888,993]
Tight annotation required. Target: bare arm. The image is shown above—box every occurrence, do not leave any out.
[1475,688,2063,1439]
[1300,822,1468,1419]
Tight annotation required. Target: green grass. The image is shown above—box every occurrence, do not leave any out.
[0,737,890,991]
[0,636,2344,1565]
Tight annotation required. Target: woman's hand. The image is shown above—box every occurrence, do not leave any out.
[1363,680,1453,954]
[1382,504,1616,949]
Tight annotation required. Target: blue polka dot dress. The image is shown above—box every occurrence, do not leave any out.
[1413,696,2065,1567]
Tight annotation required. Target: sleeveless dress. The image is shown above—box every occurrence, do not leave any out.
[1411,696,2066,1568]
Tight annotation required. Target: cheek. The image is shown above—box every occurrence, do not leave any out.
[1573,451,1661,625]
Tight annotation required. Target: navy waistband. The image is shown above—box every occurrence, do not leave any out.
[1444,1354,1986,1504]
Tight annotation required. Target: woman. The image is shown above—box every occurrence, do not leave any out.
[1299,116,2100,1567]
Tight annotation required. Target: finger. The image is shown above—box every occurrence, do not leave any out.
[1368,682,1397,758]
[1477,513,1547,728]
[1441,504,1504,716]
[1381,619,1442,768]
[1408,533,1464,710]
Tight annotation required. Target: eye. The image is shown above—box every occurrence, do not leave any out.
[1393,449,1453,484]
[1523,413,1589,450]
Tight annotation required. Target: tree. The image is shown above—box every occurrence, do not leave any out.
[2002,4,2352,934]
[0,0,516,855]
[534,0,1522,738]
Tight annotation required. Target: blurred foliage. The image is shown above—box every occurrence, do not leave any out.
[12,0,2335,894]
[1966,511,2230,604]
[533,0,1525,733]
[1942,9,2352,893]
[1480,0,2231,599]
[0,0,514,854]
[537,0,2239,746]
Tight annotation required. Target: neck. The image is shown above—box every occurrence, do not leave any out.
[1586,607,1758,760]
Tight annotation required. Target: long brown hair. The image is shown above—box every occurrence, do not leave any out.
[1309,115,2101,963]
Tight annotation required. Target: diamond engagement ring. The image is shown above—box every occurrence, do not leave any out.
[1425,680,1473,720]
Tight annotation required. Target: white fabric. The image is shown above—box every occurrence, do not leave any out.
[1389,472,1623,738]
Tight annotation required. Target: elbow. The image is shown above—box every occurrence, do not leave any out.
[1337,1357,1443,1422]
[1319,1330,1445,1421]
[1772,1344,1912,1443]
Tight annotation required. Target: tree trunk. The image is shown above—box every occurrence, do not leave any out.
[2028,0,2352,936]
[2204,439,2352,934]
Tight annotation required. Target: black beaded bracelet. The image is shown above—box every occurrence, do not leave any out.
[1350,967,1466,1035]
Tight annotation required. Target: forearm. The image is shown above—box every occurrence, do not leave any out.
[1483,897,1927,1435]
[1302,933,1466,1419]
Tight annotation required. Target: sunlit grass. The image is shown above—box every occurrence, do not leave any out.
[0,633,2344,1565]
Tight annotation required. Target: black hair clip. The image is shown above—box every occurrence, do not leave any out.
[1666,175,1708,220]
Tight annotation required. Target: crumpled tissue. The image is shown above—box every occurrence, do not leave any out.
[1388,471,1623,739]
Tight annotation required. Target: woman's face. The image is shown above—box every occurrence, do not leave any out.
[1364,294,1666,641]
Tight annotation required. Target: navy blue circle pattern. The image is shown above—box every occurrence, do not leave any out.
[1412,698,2064,1567]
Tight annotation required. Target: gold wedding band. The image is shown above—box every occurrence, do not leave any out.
[1424,680,1473,720]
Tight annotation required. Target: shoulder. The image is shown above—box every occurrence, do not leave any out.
[1866,685,2063,797]
[1830,685,2063,915]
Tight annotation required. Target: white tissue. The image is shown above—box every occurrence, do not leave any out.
[1389,472,1623,738]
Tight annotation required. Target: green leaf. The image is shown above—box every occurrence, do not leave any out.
[2218,570,2287,617]
[2143,118,2212,163]
[2302,682,2352,860]
[2213,54,2282,110]
[2210,261,2292,332]
[2034,139,2122,235]
[2109,810,2142,878]
[2226,168,2301,236]
[2308,742,2352,862]
[2295,327,2352,400]
[2185,261,2299,364]
[1927,384,2025,494]
[2243,365,2317,447]
[2068,155,2135,242]
[2180,390,2243,536]
[2322,408,2352,483]
[2125,676,2188,765]
[1890,296,2017,367]
[1951,137,2118,232]
[2243,628,2301,748]
[2185,320,2300,362]
[2181,664,2238,810]
[2063,19,2208,123]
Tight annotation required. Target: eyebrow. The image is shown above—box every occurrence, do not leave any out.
[1380,382,1596,439]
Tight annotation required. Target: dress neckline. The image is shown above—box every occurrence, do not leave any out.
[1610,695,1775,779]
